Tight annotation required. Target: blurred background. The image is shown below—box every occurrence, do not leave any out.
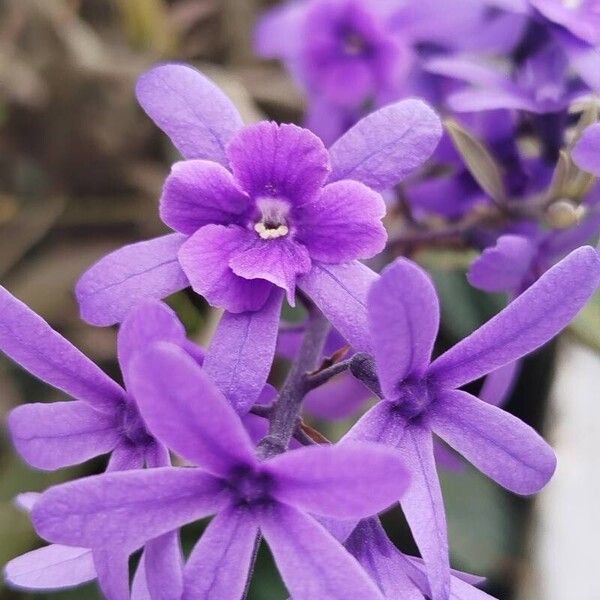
[0,1,598,599]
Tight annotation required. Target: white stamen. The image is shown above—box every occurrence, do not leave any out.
[254,222,289,240]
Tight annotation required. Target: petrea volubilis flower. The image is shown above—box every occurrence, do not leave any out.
[32,342,411,600]
[344,247,600,599]
[75,63,442,413]
[284,0,406,107]
[427,43,586,114]
[257,0,411,142]
[256,0,508,143]
[0,297,197,598]
[0,289,200,471]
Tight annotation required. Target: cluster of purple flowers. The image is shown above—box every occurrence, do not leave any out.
[2,1,600,599]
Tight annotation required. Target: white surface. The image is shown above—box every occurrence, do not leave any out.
[519,340,600,600]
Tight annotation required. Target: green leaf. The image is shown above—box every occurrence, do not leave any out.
[445,119,506,204]
[441,467,517,576]
[569,291,600,351]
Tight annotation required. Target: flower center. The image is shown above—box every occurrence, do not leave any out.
[562,0,582,9]
[343,32,367,56]
[254,197,290,240]
[392,378,432,420]
[227,464,274,507]
[121,398,153,446]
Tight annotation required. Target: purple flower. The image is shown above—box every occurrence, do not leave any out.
[256,0,513,142]
[76,63,441,413]
[32,342,411,599]
[469,203,600,295]
[257,0,410,111]
[172,120,387,313]
[530,0,600,46]
[344,247,600,599]
[427,43,585,114]
[0,289,202,471]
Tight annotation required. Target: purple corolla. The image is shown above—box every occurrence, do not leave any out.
[427,43,586,114]
[256,0,412,120]
[75,62,441,413]
[0,296,195,598]
[0,289,200,471]
[344,247,600,599]
[31,342,411,599]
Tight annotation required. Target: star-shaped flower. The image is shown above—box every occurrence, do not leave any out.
[32,342,411,599]
[76,62,442,414]
[0,290,200,471]
[344,246,600,599]
[0,295,196,598]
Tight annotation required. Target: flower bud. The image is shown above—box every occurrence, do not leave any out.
[546,199,582,229]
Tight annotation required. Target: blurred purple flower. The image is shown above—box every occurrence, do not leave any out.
[530,0,600,46]
[257,0,520,142]
[76,63,441,413]
[427,43,585,114]
[344,248,600,599]
[32,342,411,599]
[256,1,412,117]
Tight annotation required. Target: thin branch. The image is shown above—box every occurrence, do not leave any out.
[257,305,329,459]
[304,357,353,391]
[249,404,273,418]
